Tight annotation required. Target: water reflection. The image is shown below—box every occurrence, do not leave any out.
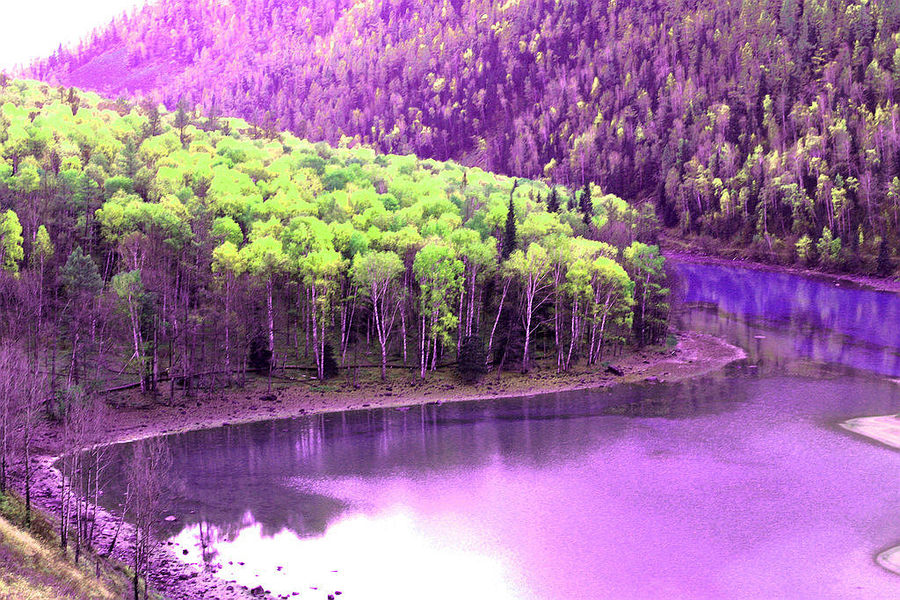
[671,261,900,377]
[104,379,749,542]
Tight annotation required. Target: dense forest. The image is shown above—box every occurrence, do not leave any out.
[27,0,900,273]
[0,77,667,409]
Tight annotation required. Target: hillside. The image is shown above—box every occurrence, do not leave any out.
[0,492,134,600]
[25,0,900,273]
[0,77,666,403]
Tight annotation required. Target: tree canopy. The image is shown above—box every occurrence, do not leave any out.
[0,79,666,398]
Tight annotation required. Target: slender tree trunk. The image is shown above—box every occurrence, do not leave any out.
[419,313,427,379]
[400,305,408,365]
[486,279,510,364]
[522,290,535,370]
[456,286,465,354]
[566,297,578,370]
[23,419,31,526]
[466,269,477,336]
[266,277,275,365]
[224,277,231,384]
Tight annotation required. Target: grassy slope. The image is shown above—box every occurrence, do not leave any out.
[0,493,137,600]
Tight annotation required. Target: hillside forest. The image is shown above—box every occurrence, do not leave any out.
[0,77,668,416]
[27,0,900,273]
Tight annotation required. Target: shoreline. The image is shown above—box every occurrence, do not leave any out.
[839,414,900,451]
[661,246,900,294]
[24,330,746,600]
[878,546,900,577]
[839,414,900,578]
[35,330,746,450]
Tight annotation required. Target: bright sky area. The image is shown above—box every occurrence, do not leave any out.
[0,0,146,71]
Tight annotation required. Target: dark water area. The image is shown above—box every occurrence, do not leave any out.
[672,261,900,378]
[96,260,900,599]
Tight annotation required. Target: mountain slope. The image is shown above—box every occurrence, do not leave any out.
[28,0,900,272]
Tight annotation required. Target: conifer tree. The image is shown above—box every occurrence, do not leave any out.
[547,187,560,213]
[502,180,518,260]
[580,182,593,224]
[142,99,161,138]
[174,99,191,147]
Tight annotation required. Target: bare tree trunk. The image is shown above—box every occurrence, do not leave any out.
[267,277,275,372]
[466,269,477,336]
[456,286,465,354]
[419,313,427,379]
[400,305,408,365]
[522,293,534,370]
[486,279,510,365]
[565,297,579,371]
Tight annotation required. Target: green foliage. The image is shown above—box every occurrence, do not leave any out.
[796,234,813,266]
[816,227,842,267]
[624,242,669,346]
[27,0,900,274]
[31,224,54,265]
[60,247,102,297]
[502,182,518,260]
[0,209,23,274]
[414,242,464,347]
[0,78,665,388]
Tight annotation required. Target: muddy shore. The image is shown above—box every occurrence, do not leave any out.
[24,330,745,600]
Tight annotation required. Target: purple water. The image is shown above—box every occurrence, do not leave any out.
[101,261,900,599]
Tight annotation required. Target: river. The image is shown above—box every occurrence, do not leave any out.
[97,260,900,599]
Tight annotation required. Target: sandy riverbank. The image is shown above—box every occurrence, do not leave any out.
[23,330,745,600]
[878,546,900,576]
[839,414,900,578]
[839,414,900,450]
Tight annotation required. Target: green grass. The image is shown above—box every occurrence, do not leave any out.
[0,492,141,600]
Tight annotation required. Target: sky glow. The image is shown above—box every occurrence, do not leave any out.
[0,0,145,70]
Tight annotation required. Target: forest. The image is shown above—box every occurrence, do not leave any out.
[27,0,900,273]
[0,77,667,405]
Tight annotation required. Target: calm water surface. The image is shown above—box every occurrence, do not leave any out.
[100,261,900,599]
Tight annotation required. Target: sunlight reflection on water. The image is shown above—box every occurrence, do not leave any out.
[172,507,523,599]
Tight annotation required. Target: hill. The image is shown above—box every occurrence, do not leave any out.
[0,492,133,600]
[0,77,666,401]
[25,0,900,272]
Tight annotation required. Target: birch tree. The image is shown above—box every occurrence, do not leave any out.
[506,243,553,370]
[351,250,404,380]
[412,242,463,378]
[211,240,246,383]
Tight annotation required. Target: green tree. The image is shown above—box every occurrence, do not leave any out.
[624,242,668,346]
[174,99,191,148]
[0,209,24,275]
[242,234,288,378]
[300,249,344,380]
[30,225,54,338]
[507,242,553,370]
[413,243,464,378]
[547,187,560,213]
[351,250,404,380]
[502,181,518,260]
[579,182,593,225]
[212,241,247,381]
[111,270,151,392]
